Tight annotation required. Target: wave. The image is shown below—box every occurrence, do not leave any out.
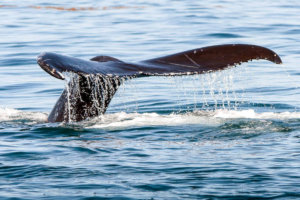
[0,107,48,124]
[86,109,300,130]
[211,109,300,119]
[1,107,299,129]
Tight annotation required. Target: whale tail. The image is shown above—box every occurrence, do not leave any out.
[47,75,122,122]
[37,44,282,122]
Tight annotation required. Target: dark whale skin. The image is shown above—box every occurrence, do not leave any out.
[37,44,282,122]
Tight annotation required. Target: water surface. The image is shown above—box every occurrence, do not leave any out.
[0,1,300,199]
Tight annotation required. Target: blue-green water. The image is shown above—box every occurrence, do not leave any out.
[0,1,300,199]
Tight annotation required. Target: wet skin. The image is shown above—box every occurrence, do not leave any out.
[37,44,282,122]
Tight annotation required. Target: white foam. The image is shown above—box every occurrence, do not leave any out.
[0,107,48,123]
[86,111,221,130]
[1,107,299,129]
[212,109,300,119]
[86,109,300,130]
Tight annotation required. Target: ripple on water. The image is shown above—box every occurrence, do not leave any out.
[0,0,300,199]
[205,33,244,38]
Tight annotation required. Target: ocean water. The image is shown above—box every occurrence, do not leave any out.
[0,0,300,199]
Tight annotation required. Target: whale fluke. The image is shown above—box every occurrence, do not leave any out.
[37,44,282,122]
[142,44,282,73]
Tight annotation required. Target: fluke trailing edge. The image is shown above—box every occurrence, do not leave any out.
[37,44,282,123]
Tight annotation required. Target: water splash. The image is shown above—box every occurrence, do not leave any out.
[0,105,299,130]
[84,109,300,130]
[0,107,48,123]
[59,72,127,122]
[45,66,294,123]
[169,67,246,112]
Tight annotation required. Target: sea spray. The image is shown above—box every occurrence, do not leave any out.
[60,72,127,122]
[110,67,248,115]
[168,67,245,112]
[64,74,72,123]
[59,65,248,122]
[0,107,48,123]
[85,109,300,130]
